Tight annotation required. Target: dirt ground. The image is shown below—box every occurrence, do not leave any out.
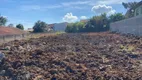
[0,32,142,80]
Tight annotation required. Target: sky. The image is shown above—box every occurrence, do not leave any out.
[0,0,141,30]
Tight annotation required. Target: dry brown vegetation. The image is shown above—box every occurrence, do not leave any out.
[0,32,142,80]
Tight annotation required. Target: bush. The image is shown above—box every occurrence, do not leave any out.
[0,15,7,26]
[16,24,24,30]
[33,20,48,33]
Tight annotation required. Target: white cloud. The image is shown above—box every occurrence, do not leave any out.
[61,1,90,6]
[21,5,41,11]
[63,13,78,22]
[97,0,128,5]
[80,16,87,19]
[61,0,128,6]
[92,4,116,15]
[20,5,62,11]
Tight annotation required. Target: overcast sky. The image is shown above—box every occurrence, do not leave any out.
[0,0,141,29]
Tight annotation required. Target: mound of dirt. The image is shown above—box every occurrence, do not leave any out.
[0,33,142,80]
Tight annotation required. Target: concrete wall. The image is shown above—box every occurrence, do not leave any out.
[0,34,30,43]
[54,22,68,32]
[110,15,142,36]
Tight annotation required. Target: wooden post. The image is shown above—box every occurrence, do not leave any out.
[14,35,16,40]
[3,36,5,42]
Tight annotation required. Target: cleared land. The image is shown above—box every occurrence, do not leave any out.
[0,32,142,80]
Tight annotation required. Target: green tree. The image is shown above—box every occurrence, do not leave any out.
[65,23,74,33]
[33,20,48,33]
[85,13,109,32]
[65,13,124,33]
[16,24,24,30]
[109,13,125,23]
[0,15,7,26]
[65,22,85,33]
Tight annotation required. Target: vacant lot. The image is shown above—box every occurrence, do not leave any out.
[0,32,142,80]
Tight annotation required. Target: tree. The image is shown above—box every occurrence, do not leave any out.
[8,24,14,27]
[33,20,48,33]
[65,13,125,33]
[85,13,109,32]
[65,22,85,33]
[16,24,24,30]
[109,13,125,23]
[65,23,74,33]
[122,2,138,9]
[0,15,7,26]
[122,2,138,18]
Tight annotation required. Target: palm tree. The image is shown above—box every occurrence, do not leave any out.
[122,2,138,18]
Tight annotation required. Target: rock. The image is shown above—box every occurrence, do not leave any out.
[0,70,5,76]
[15,71,31,80]
[0,52,5,62]
[5,46,11,50]
[51,77,57,80]
[66,66,75,73]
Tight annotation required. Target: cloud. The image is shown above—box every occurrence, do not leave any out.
[61,0,128,6]
[20,5,62,11]
[63,13,78,22]
[61,1,90,6]
[21,5,41,11]
[80,16,87,19]
[92,4,116,15]
[96,0,128,5]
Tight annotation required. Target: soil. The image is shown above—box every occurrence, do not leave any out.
[0,32,142,80]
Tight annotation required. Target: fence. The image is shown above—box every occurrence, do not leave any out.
[110,15,142,36]
[0,33,56,44]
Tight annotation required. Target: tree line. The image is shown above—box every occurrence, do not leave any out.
[0,15,48,32]
[65,13,125,33]
[0,15,24,30]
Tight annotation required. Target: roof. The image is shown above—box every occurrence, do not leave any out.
[80,19,89,23]
[48,24,55,28]
[0,26,27,36]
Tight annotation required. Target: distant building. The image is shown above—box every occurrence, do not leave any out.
[80,19,89,23]
[0,26,27,35]
[125,1,142,18]
[48,24,55,32]
[53,22,68,32]
[27,28,33,32]
[134,1,142,16]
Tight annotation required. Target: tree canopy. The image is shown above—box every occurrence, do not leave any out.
[0,15,7,26]
[16,24,24,30]
[122,2,138,18]
[65,13,125,33]
[33,20,48,33]
[109,13,125,23]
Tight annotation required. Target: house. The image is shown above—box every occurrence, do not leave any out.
[0,26,27,35]
[80,19,89,23]
[26,28,33,32]
[53,22,68,32]
[134,1,142,16]
[48,24,55,32]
